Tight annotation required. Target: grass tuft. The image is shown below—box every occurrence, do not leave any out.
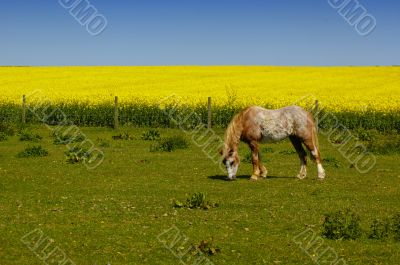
[322,209,362,240]
[53,132,85,145]
[0,132,8,142]
[17,145,49,158]
[112,132,134,140]
[97,138,111,148]
[150,136,189,152]
[192,238,221,256]
[65,147,91,164]
[322,156,342,168]
[369,218,392,240]
[174,192,218,210]
[0,122,16,136]
[19,129,42,142]
[367,134,400,154]
[141,129,161,141]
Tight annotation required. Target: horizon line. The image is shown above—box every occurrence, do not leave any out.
[0,65,399,67]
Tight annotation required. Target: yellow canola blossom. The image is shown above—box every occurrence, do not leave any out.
[0,66,399,113]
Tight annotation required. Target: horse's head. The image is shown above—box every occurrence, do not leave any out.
[220,146,239,180]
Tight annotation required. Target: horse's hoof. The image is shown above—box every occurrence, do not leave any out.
[260,171,268,178]
[250,175,259,181]
[296,173,307,180]
[318,172,326,180]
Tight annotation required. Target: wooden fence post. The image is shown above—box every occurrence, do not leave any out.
[114,96,119,130]
[315,100,319,133]
[207,97,212,129]
[22,95,26,125]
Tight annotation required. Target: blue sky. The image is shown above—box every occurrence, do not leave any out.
[0,0,399,65]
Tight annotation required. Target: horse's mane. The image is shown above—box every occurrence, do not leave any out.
[224,112,244,151]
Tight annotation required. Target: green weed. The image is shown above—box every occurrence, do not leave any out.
[0,122,16,136]
[0,132,8,141]
[65,147,91,164]
[192,238,221,256]
[391,213,400,241]
[242,152,252,164]
[356,128,379,142]
[150,136,189,152]
[112,132,134,140]
[322,209,362,240]
[17,145,49,158]
[141,129,161,141]
[322,156,342,168]
[367,134,400,154]
[279,150,297,155]
[174,192,218,210]
[264,147,274,153]
[369,218,392,240]
[97,138,111,148]
[369,213,400,241]
[53,133,85,145]
[19,129,42,142]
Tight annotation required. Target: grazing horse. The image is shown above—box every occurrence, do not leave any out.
[220,106,325,181]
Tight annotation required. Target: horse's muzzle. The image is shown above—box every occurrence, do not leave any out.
[226,175,236,181]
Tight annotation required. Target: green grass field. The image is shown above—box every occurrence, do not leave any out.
[1,126,399,265]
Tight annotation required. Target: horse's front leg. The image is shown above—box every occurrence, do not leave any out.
[249,142,264,181]
[258,151,268,178]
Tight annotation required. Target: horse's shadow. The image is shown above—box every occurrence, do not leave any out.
[208,175,295,181]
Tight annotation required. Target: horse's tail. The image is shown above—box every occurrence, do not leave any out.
[308,112,320,161]
[312,121,319,150]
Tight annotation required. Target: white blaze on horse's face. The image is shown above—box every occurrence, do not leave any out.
[225,158,238,180]
[223,150,239,180]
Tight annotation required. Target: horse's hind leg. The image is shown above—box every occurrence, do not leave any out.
[289,136,307,179]
[303,135,326,180]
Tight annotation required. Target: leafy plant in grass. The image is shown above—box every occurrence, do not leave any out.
[112,132,134,140]
[19,129,42,142]
[97,138,111,148]
[17,145,49,158]
[0,132,8,142]
[369,218,392,240]
[356,128,379,142]
[368,213,400,241]
[192,238,221,256]
[242,151,270,164]
[391,213,400,241]
[150,136,189,152]
[141,129,161,141]
[367,134,400,155]
[0,122,16,136]
[174,192,218,210]
[242,152,253,164]
[65,147,91,164]
[264,147,274,153]
[322,156,342,168]
[53,133,85,145]
[279,149,297,155]
[322,209,362,240]
[329,129,350,144]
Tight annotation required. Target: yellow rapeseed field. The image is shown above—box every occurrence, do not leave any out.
[0,66,399,112]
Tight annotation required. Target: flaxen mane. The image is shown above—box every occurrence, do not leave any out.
[223,112,243,152]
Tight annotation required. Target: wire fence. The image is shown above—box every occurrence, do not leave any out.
[0,96,399,132]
